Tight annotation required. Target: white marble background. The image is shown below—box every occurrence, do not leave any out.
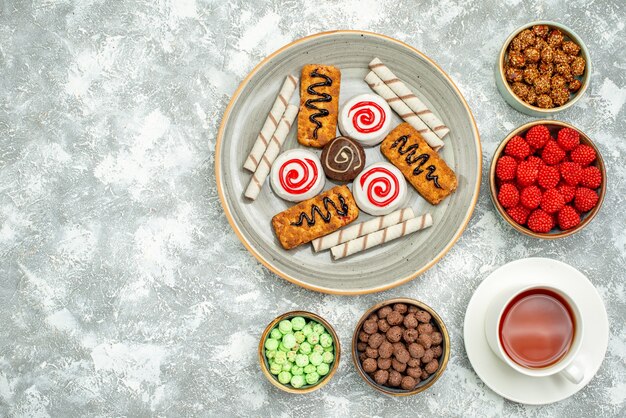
[0,0,625,416]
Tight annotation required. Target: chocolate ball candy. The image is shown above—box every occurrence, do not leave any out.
[374,369,389,385]
[357,342,367,352]
[421,370,430,381]
[392,358,407,373]
[365,347,379,359]
[425,359,439,374]
[368,313,378,321]
[377,306,392,319]
[363,319,378,334]
[400,376,417,390]
[377,319,390,333]
[403,328,418,343]
[392,342,405,353]
[388,370,402,387]
[562,41,581,56]
[537,94,553,108]
[358,331,369,343]
[415,310,431,323]
[418,333,433,349]
[378,357,392,370]
[432,345,443,358]
[407,305,418,313]
[407,366,422,379]
[321,137,367,182]
[403,313,418,329]
[386,311,403,326]
[386,326,403,343]
[359,352,368,362]
[368,333,384,349]
[422,349,435,364]
[407,358,420,368]
[393,303,408,314]
[431,331,443,345]
[395,348,410,364]
[408,343,425,359]
[362,357,377,373]
[378,341,393,359]
[417,323,434,335]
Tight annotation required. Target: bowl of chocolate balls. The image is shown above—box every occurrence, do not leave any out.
[352,298,450,396]
[495,21,590,117]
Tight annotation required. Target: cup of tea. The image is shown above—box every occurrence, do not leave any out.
[484,285,584,383]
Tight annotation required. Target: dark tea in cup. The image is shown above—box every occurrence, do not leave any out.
[498,288,575,369]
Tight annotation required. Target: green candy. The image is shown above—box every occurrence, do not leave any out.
[301,324,313,336]
[279,320,292,334]
[274,351,287,365]
[282,333,296,349]
[266,350,276,359]
[270,329,283,340]
[290,375,305,388]
[294,331,305,344]
[303,364,316,374]
[269,362,282,375]
[313,324,325,335]
[299,342,312,355]
[278,371,292,384]
[291,366,303,376]
[317,363,330,376]
[313,344,324,354]
[323,344,333,352]
[278,342,289,352]
[291,316,306,330]
[286,350,297,363]
[307,333,320,345]
[322,352,334,364]
[265,338,279,351]
[282,362,292,372]
[310,352,323,366]
[305,372,320,385]
[320,333,333,348]
[295,354,309,367]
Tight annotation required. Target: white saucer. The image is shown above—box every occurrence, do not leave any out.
[464,257,608,405]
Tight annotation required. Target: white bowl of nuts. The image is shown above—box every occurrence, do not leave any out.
[495,21,590,117]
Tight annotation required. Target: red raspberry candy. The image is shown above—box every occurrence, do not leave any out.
[525,125,551,149]
[556,127,580,151]
[505,136,531,160]
[560,162,582,186]
[541,140,566,165]
[516,160,539,186]
[574,187,599,212]
[557,206,581,230]
[527,155,545,170]
[498,183,520,208]
[506,206,531,225]
[495,156,518,181]
[541,188,565,214]
[527,209,555,233]
[537,165,560,189]
[520,185,542,209]
[570,144,596,166]
[558,183,576,203]
[580,166,602,189]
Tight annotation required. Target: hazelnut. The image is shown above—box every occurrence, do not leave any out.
[388,370,402,387]
[511,82,530,100]
[526,87,538,105]
[392,358,407,373]
[386,310,403,326]
[362,357,377,373]
[377,318,390,333]
[403,328,419,343]
[508,51,525,68]
[506,66,524,83]
[377,306,392,319]
[532,25,550,38]
[551,87,570,107]
[357,342,367,352]
[400,376,417,390]
[374,369,389,385]
[368,333,384,349]
[518,29,536,48]
[536,94,554,108]
[417,323,434,334]
[431,331,443,345]
[547,29,564,47]
[358,331,369,343]
[571,56,585,76]
[524,47,540,63]
[554,49,570,65]
[408,343,425,358]
[551,75,566,90]
[541,46,554,63]
[386,326,403,343]
[535,38,548,51]
[378,341,393,359]
[425,359,440,374]
[403,313,418,329]
[539,62,554,76]
[395,348,411,364]
[523,67,539,84]
[562,40,581,56]
[407,366,422,379]
[569,79,582,92]
[377,357,392,370]
[534,74,551,94]
[415,310,431,323]
[365,346,379,359]
[393,303,408,314]
[555,63,573,80]
[509,36,523,52]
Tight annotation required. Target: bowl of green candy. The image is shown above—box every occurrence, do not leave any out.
[259,311,340,393]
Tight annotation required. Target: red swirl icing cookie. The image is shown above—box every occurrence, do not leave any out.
[353,162,408,215]
[338,94,392,147]
[270,149,325,202]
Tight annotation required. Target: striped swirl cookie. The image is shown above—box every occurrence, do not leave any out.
[353,162,408,216]
[270,149,325,202]
[338,93,392,147]
[320,136,366,181]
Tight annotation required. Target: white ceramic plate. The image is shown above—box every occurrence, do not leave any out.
[464,258,608,405]
[216,31,481,294]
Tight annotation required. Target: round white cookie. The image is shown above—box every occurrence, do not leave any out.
[338,93,392,147]
[270,149,325,202]
[353,162,408,216]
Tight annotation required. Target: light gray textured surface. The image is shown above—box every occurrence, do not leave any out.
[0,0,624,416]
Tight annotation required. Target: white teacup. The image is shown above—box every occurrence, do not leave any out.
[484,284,585,384]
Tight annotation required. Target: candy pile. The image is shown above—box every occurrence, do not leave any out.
[357,303,443,391]
[264,316,335,389]
[495,125,601,233]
